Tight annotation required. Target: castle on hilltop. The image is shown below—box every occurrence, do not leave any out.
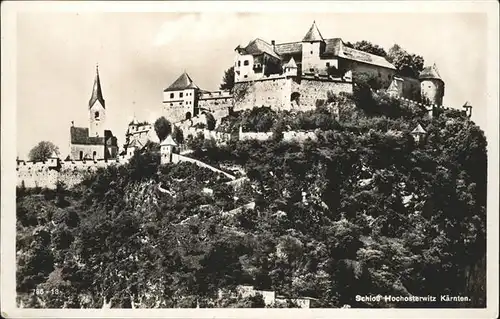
[161,21,445,123]
[18,21,452,190]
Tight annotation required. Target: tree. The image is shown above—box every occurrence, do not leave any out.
[172,125,184,144]
[28,141,59,162]
[220,66,235,91]
[205,113,216,131]
[154,116,172,142]
[386,44,424,78]
[344,40,387,57]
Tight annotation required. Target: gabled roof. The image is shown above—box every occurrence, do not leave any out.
[284,57,298,68]
[49,151,59,158]
[160,134,178,147]
[274,41,302,56]
[275,37,394,69]
[237,38,280,59]
[419,64,442,81]
[70,126,113,145]
[411,123,427,135]
[338,41,396,70]
[89,65,105,108]
[302,21,324,42]
[164,72,199,92]
[70,127,92,144]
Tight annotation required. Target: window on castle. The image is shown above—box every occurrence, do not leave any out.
[244,75,248,78]
[310,68,314,72]
[95,111,99,119]
[93,151,96,159]
[244,60,249,66]
[170,103,173,106]
[326,62,330,67]
[170,93,174,98]
[310,51,313,54]
[180,92,183,98]
[79,151,83,160]
[238,61,241,67]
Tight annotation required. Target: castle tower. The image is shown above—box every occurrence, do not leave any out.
[160,134,178,165]
[301,21,326,75]
[162,72,199,123]
[89,64,106,137]
[419,63,445,106]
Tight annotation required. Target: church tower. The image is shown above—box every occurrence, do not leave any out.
[88,64,106,137]
[301,21,326,75]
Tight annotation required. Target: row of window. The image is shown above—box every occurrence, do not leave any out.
[169,92,193,99]
[169,101,193,106]
[236,60,250,67]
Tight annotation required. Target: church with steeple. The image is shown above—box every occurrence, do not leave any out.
[68,65,118,161]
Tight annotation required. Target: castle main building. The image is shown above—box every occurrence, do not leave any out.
[160,21,445,123]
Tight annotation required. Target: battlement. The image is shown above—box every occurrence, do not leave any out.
[199,90,232,100]
[17,155,132,189]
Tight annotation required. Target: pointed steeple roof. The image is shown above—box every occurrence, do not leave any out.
[164,72,199,92]
[302,21,324,42]
[419,63,442,81]
[89,64,105,108]
[160,134,178,147]
[129,114,139,125]
[284,57,298,68]
[411,123,427,135]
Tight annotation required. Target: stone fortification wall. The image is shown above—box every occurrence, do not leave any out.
[297,79,353,110]
[163,103,188,124]
[233,75,353,112]
[233,75,292,112]
[238,129,319,143]
[283,130,318,142]
[183,127,232,145]
[198,90,233,120]
[17,157,131,189]
[239,131,273,141]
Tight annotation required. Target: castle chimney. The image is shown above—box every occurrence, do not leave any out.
[71,121,74,127]
[271,40,275,50]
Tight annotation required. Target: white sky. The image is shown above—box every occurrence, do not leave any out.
[15,9,490,159]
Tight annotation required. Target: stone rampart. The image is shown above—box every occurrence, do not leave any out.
[17,157,131,189]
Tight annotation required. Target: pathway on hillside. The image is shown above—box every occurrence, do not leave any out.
[173,154,236,180]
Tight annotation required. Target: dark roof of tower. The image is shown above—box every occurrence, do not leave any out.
[302,21,324,42]
[164,72,199,92]
[419,64,443,81]
[236,38,280,59]
[89,65,105,108]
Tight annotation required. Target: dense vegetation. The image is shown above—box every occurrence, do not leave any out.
[16,89,487,308]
